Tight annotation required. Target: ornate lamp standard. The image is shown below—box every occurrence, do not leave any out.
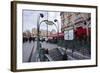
[42,19,59,45]
[36,13,59,61]
[36,13,44,61]
[54,19,59,42]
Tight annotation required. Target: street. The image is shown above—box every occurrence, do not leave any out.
[23,41,90,62]
[23,41,58,62]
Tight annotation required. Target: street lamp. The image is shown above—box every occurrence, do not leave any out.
[37,16,59,61]
[36,13,44,61]
[40,13,44,18]
[42,19,59,44]
[54,19,58,22]
[54,19,59,43]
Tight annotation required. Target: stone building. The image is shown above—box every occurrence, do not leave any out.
[32,28,51,38]
[60,12,91,40]
[60,12,91,55]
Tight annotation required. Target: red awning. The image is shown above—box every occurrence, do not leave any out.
[57,32,64,37]
[48,32,64,38]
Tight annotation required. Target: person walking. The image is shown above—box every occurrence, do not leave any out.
[62,51,68,60]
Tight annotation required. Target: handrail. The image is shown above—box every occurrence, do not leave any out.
[57,47,66,55]
[44,54,53,61]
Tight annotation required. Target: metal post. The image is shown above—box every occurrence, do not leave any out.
[57,21,59,45]
[36,14,40,61]
[57,20,59,41]
[37,13,44,61]
[54,19,59,44]
[47,12,48,39]
[47,23,48,38]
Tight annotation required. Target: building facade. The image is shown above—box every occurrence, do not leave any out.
[60,12,91,40]
[32,28,51,38]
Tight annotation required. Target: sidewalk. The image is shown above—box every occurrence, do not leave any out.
[30,41,38,62]
[22,41,34,62]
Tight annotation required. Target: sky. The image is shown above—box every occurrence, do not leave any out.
[22,10,61,33]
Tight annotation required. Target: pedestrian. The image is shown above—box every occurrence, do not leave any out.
[72,44,75,57]
[62,51,68,60]
[45,48,48,54]
[39,42,42,50]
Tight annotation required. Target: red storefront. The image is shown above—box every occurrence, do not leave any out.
[74,26,91,40]
[48,32,64,40]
